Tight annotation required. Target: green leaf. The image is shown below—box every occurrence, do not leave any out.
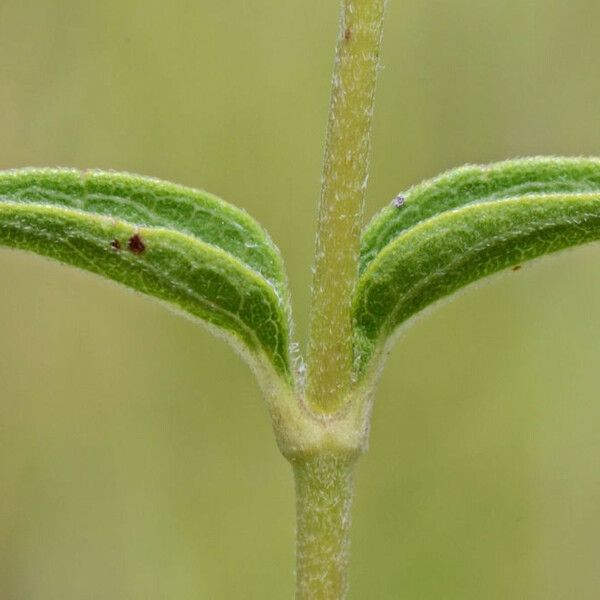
[354,157,600,378]
[0,168,292,385]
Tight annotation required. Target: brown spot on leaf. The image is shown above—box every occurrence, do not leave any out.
[128,234,145,254]
[512,265,522,271]
[110,239,121,251]
[344,27,352,41]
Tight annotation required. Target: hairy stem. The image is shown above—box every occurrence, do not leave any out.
[306,0,386,412]
[293,454,356,600]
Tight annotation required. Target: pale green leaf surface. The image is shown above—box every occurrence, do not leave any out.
[0,169,292,383]
[355,158,600,378]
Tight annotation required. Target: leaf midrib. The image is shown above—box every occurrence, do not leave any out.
[0,168,285,294]
[360,157,600,273]
[357,192,600,346]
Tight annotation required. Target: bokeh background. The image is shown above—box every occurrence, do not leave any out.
[1,0,599,598]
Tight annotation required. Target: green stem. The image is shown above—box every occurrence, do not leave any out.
[306,0,386,412]
[293,454,356,600]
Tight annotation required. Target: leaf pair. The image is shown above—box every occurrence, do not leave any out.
[1,158,599,394]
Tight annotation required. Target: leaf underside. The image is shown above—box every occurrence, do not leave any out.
[0,169,292,383]
[355,157,600,377]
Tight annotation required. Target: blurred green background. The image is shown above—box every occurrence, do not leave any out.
[1,0,599,598]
